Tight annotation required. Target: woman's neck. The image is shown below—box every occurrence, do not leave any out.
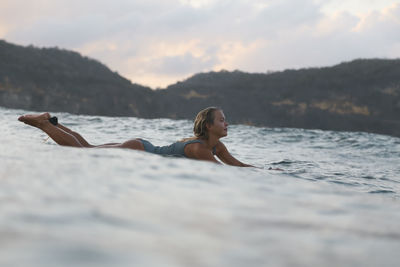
[201,135,219,148]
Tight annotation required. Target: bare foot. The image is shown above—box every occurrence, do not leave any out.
[18,113,51,128]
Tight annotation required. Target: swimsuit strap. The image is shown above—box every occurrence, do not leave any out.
[184,139,217,155]
[184,139,204,145]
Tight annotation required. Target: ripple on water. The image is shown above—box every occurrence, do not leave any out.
[368,189,396,194]
[2,107,400,267]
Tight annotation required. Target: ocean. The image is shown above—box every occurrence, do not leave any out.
[1,106,399,267]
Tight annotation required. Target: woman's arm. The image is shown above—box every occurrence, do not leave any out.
[215,142,255,167]
[187,144,222,164]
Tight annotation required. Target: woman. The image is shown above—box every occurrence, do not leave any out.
[18,107,254,167]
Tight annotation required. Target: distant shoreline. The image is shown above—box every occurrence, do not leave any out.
[1,40,400,137]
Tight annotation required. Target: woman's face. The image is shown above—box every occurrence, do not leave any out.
[208,110,228,138]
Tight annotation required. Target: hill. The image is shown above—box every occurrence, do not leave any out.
[160,61,400,136]
[0,40,154,117]
[1,40,399,137]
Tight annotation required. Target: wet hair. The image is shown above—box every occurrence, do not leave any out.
[193,107,221,139]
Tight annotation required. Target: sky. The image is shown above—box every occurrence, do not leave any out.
[0,0,399,88]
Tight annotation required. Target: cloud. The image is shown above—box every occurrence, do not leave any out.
[223,4,400,72]
[152,52,217,75]
[212,2,400,72]
[354,3,400,41]
[1,0,399,88]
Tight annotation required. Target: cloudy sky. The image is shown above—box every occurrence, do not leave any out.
[1,0,399,88]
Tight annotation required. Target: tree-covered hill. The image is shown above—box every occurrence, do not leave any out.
[1,40,399,137]
[0,40,154,116]
[161,59,400,132]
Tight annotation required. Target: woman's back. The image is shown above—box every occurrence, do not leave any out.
[140,138,216,158]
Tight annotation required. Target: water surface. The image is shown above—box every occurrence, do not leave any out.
[1,107,399,267]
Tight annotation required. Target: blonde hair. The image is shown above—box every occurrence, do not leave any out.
[193,107,220,140]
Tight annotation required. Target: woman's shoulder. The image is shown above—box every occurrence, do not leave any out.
[179,137,198,143]
[214,140,227,154]
[182,138,209,151]
[215,140,225,146]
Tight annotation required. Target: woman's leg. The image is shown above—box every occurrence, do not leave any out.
[57,123,121,147]
[95,139,145,150]
[18,113,85,147]
[18,113,145,151]
[56,123,93,147]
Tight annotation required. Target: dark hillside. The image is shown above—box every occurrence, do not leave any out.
[1,40,399,137]
[0,40,154,116]
[158,60,400,136]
